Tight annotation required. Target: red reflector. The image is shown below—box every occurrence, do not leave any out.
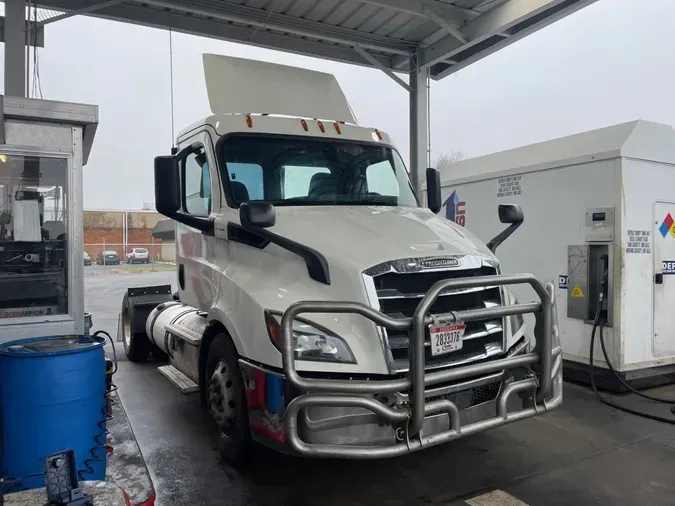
[375,129,382,140]
[301,119,308,131]
[318,121,325,133]
[245,114,253,128]
[334,122,342,135]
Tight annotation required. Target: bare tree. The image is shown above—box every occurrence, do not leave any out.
[433,150,464,168]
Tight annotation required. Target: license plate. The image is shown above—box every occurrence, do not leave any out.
[429,323,466,356]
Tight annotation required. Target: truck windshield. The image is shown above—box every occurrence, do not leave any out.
[220,135,418,207]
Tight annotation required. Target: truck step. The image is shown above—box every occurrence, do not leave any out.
[158,365,199,394]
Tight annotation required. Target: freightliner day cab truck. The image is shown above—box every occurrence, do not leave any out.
[119,54,563,464]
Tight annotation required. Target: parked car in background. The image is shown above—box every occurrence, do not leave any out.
[126,247,150,264]
[97,250,120,265]
[84,251,92,266]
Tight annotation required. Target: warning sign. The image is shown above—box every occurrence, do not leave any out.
[626,229,651,254]
[571,285,584,298]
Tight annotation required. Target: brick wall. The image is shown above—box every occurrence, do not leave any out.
[83,210,171,261]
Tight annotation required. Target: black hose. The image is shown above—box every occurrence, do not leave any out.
[0,472,43,495]
[589,292,675,424]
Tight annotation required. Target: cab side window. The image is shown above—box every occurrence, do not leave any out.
[183,148,212,216]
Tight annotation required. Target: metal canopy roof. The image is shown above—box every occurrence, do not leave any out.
[35,0,598,81]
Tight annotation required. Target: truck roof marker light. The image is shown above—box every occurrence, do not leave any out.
[375,129,383,140]
[245,114,253,128]
[318,121,325,133]
[334,122,342,135]
[301,119,308,131]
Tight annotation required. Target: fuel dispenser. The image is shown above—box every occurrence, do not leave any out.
[567,207,615,326]
[567,209,675,423]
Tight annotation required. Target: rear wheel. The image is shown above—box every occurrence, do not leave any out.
[121,292,151,362]
[206,334,252,466]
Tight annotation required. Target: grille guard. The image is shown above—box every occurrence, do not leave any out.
[280,274,563,458]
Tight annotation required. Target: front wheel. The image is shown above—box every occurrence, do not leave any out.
[206,334,252,466]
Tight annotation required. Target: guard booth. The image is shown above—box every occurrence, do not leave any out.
[0,96,98,341]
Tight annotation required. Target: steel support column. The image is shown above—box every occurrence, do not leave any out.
[4,0,27,97]
[409,54,428,195]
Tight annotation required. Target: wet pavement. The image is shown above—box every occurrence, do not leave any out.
[87,271,675,506]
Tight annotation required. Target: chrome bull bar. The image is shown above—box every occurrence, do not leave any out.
[280,273,562,458]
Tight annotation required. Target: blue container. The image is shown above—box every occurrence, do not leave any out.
[0,335,107,490]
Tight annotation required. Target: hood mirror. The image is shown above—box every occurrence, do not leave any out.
[487,204,524,253]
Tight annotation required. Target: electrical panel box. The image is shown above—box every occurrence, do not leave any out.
[585,207,615,242]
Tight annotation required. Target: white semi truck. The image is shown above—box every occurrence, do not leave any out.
[119,54,562,463]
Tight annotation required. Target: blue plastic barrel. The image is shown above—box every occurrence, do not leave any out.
[0,335,107,491]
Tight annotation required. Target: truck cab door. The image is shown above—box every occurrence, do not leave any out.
[175,130,225,310]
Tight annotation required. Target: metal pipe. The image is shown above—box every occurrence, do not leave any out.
[284,375,563,459]
[281,273,554,440]
[436,302,541,323]
[423,399,460,432]
[497,377,537,419]
[409,273,551,436]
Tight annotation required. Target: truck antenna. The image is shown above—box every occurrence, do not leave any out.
[169,27,176,154]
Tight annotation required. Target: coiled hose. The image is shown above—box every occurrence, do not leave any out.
[78,330,118,481]
[590,283,675,423]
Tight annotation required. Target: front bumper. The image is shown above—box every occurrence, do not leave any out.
[278,273,562,459]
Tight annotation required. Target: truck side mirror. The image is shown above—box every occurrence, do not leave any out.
[154,154,214,234]
[154,155,180,215]
[426,168,442,214]
[487,204,524,253]
[240,202,276,229]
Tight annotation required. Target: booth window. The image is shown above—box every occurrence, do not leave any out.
[0,154,69,319]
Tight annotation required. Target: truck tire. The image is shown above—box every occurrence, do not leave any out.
[206,333,252,466]
[121,292,151,362]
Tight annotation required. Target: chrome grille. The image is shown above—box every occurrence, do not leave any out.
[369,263,504,372]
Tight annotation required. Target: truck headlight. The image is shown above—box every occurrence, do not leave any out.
[264,311,356,364]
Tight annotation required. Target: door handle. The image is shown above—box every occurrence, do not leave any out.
[655,273,664,285]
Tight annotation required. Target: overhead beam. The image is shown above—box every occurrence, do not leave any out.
[421,4,467,44]
[421,0,599,69]
[39,1,396,70]
[0,17,44,47]
[356,0,479,24]
[132,0,414,56]
[354,46,411,92]
[37,0,124,26]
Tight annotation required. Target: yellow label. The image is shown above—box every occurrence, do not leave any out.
[0,155,6,163]
[571,284,584,298]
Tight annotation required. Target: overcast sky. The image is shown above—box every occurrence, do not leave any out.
[1,0,674,210]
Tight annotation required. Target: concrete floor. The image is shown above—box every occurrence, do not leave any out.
[87,270,675,506]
